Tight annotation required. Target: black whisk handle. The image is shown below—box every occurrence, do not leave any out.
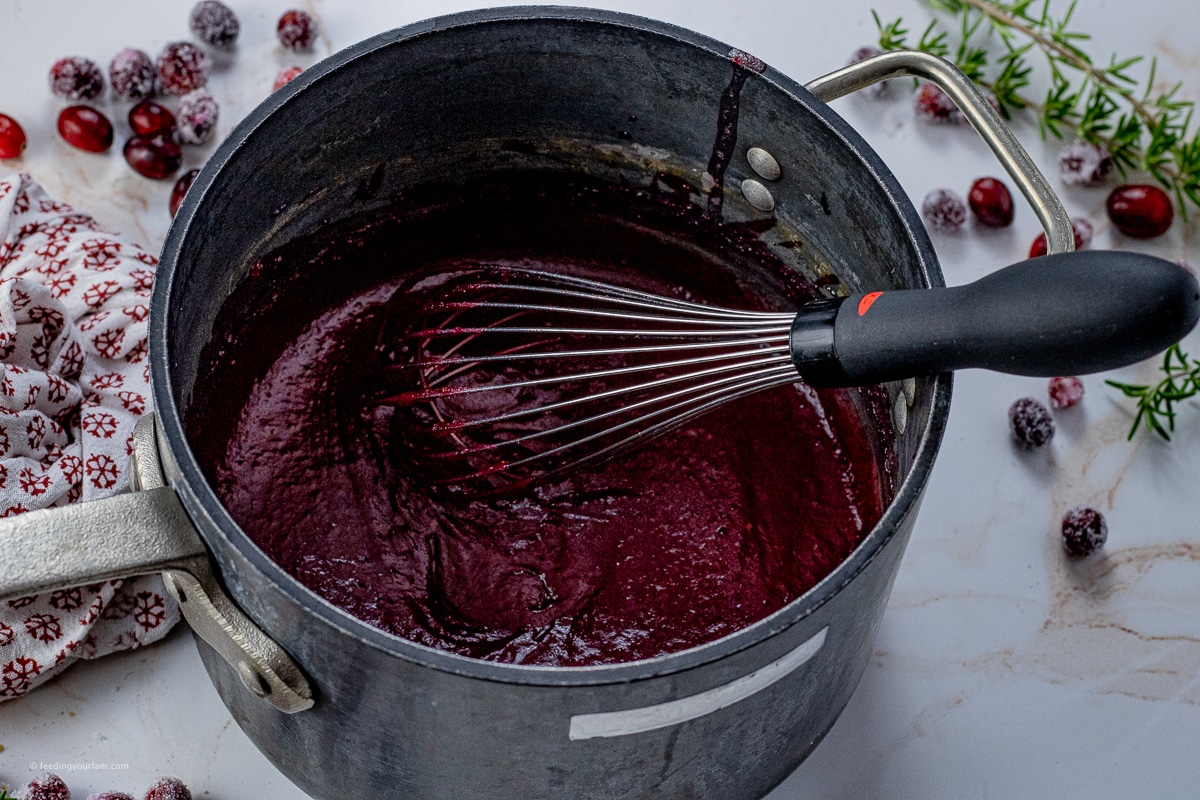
[791,251,1200,388]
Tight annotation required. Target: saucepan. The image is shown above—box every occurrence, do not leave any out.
[2,8,1189,799]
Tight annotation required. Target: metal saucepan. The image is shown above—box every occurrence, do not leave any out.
[1,8,1173,798]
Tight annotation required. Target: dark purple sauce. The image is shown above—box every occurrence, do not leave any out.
[186,172,894,666]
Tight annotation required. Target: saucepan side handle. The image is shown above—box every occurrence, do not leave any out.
[804,49,1075,255]
[0,414,313,714]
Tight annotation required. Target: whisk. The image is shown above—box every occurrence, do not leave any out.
[381,252,1198,494]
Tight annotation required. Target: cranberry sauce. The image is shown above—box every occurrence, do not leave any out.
[186,171,896,666]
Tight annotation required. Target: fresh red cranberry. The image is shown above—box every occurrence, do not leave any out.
[848,46,890,99]
[277,9,317,51]
[170,169,201,217]
[20,773,71,800]
[1029,217,1093,257]
[57,105,114,153]
[156,42,212,96]
[49,56,105,101]
[189,0,240,48]
[143,777,192,800]
[1061,506,1107,556]
[273,65,304,92]
[85,793,134,800]
[1058,139,1112,187]
[1106,184,1173,238]
[176,89,219,144]
[124,134,182,179]
[920,188,967,233]
[109,48,156,101]
[1009,397,1054,449]
[913,82,961,125]
[0,113,27,158]
[128,100,177,137]
[1048,376,1084,410]
[968,177,1014,227]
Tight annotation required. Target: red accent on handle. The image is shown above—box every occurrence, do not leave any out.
[857,292,883,316]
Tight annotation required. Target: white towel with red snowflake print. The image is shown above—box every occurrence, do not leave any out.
[0,172,179,702]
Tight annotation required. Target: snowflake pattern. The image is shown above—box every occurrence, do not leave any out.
[0,173,177,702]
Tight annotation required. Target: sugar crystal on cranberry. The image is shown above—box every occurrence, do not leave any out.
[0,113,27,158]
[49,57,105,101]
[85,793,134,800]
[1058,139,1112,187]
[176,88,219,145]
[143,777,191,800]
[921,188,967,233]
[1009,397,1054,449]
[273,65,303,92]
[1048,376,1084,410]
[19,773,71,800]
[277,9,317,51]
[913,82,962,125]
[156,42,211,96]
[1061,506,1107,556]
[109,49,155,101]
[189,0,240,48]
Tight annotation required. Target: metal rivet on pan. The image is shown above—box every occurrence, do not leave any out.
[903,377,916,405]
[747,147,781,181]
[892,392,908,435]
[741,178,775,212]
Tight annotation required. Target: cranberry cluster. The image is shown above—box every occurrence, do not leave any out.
[919,176,1016,232]
[1,3,317,217]
[15,773,191,800]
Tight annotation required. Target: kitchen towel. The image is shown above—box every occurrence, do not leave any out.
[0,172,179,701]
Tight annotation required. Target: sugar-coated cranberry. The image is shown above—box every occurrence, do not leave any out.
[19,773,71,800]
[156,42,212,96]
[170,168,201,217]
[176,89,219,145]
[1009,397,1054,449]
[913,82,961,124]
[921,188,967,233]
[968,177,1014,227]
[49,56,105,101]
[124,134,182,179]
[277,9,317,51]
[1048,376,1084,410]
[85,793,134,800]
[143,777,192,800]
[1058,139,1112,187]
[129,100,177,137]
[848,46,890,99]
[273,65,303,92]
[1106,184,1173,239]
[0,113,27,158]
[57,105,113,153]
[1061,506,1107,556]
[109,48,156,101]
[1029,217,1093,257]
[189,0,240,48]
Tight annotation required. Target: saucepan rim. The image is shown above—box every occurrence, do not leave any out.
[151,5,952,687]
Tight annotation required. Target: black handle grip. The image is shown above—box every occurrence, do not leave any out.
[791,251,1200,387]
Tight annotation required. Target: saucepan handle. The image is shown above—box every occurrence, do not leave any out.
[804,49,1076,255]
[0,414,313,714]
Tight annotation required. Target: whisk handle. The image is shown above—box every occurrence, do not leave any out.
[791,251,1200,387]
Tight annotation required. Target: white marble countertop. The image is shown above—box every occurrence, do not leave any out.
[2,0,1198,798]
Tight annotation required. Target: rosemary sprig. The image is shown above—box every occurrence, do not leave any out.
[873,0,1200,214]
[1106,344,1200,440]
